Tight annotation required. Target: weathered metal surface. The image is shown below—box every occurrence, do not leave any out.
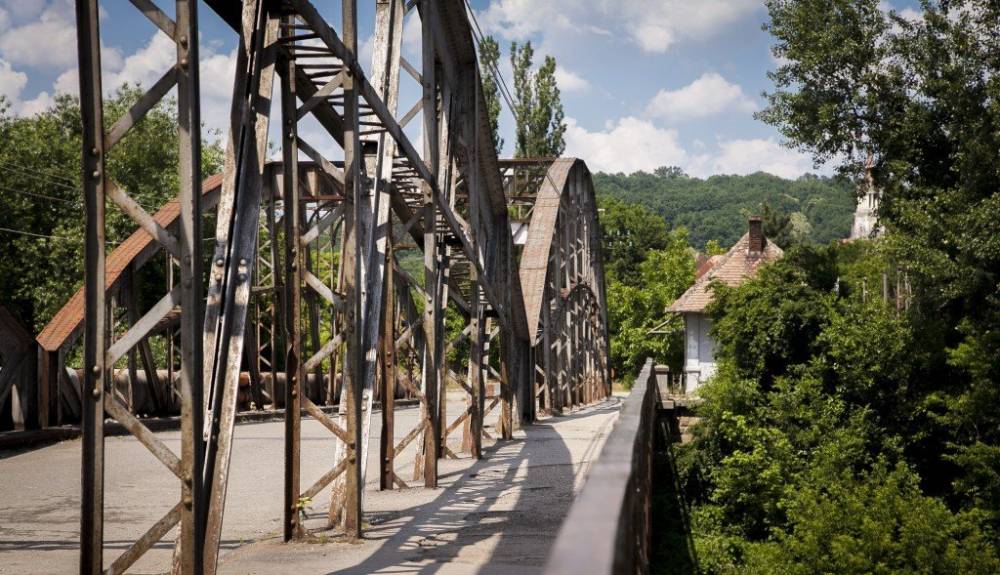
[62,1,611,571]
[36,175,223,356]
[0,305,36,430]
[544,359,657,575]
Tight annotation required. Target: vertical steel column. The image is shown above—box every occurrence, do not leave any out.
[380,240,396,489]
[341,0,364,538]
[175,2,205,569]
[76,1,107,571]
[280,15,303,541]
[202,5,277,569]
[466,70,485,458]
[420,0,441,488]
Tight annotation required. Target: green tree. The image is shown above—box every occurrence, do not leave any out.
[0,86,224,333]
[760,202,792,249]
[760,0,1000,541]
[510,41,567,158]
[607,229,696,377]
[592,170,855,249]
[477,35,504,156]
[597,196,671,283]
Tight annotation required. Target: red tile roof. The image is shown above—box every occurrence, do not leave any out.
[36,174,224,353]
[668,232,783,313]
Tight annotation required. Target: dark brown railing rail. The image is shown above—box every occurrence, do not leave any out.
[544,358,657,575]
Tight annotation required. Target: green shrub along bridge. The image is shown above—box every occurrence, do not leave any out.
[0,1,656,573]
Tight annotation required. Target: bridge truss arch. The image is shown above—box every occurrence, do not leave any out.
[61,1,609,573]
[508,158,611,413]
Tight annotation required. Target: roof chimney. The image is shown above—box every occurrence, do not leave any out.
[748,216,764,254]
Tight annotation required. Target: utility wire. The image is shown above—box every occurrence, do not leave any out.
[463,0,520,125]
[0,160,166,213]
[0,159,79,191]
[0,158,77,185]
[0,226,76,241]
[0,183,81,206]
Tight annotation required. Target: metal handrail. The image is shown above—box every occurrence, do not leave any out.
[544,358,657,575]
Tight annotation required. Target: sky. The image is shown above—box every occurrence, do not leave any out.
[0,0,921,179]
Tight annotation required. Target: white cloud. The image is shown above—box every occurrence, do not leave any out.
[563,115,817,178]
[0,57,27,104]
[402,11,422,57]
[647,72,756,122]
[704,138,815,179]
[554,66,589,93]
[0,0,77,68]
[0,57,53,116]
[198,48,239,138]
[478,0,760,53]
[104,33,176,92]
[477,0,568,41]
[18,91,53,116]
[620,0,761,53]
[3,0,42,20]
[564,116,692,174]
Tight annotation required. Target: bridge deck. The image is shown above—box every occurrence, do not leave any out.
[0,395,620,574]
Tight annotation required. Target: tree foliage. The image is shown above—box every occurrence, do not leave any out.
[477,35,504,156]
[750,0,1000,561]
[510,41,566,158]
[0,86,224,333]
[594,168,855,249]
[674,243,1000,573]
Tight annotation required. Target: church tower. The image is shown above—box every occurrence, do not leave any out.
[851,155,881,239]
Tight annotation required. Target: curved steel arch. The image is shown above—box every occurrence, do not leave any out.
[508,158,611,414]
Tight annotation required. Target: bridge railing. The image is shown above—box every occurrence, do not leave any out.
[544,358,657,575]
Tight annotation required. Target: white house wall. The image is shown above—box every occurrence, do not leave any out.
[684,312,717,393]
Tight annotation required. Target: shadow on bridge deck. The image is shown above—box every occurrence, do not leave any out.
[218,398,621,574]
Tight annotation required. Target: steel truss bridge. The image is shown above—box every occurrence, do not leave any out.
[14,1,612,572]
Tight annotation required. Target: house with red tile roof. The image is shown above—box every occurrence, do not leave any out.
[668,217,783,394]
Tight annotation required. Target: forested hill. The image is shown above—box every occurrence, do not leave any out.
[593,169,856,248]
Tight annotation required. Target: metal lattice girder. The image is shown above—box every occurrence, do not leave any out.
[505,158,611,414]
[75,0,204,573]
[69,2,610,573]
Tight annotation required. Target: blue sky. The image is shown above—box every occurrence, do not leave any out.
[0,0,920,178]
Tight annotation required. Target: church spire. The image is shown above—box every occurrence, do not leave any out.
[851,152,881,239]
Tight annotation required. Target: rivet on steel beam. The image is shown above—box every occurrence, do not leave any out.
[91,147,99,155]
[179,58,189,67]
[179,35,188,46]
[92,387,101,399]
[216,258,225,267]
[92,170,100,179]
[215,273,223,282]
[239,258,247,266]
[92,365,101,376]
[238,273,247,281]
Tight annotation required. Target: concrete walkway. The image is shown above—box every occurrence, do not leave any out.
[0,396,620,574]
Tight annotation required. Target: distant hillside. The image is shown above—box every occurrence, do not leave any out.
[593,169,856,248]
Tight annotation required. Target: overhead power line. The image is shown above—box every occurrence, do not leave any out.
[0,225,76,241]
[0,159,79,191]
[463,0,520,125]
[0,183,81,206]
